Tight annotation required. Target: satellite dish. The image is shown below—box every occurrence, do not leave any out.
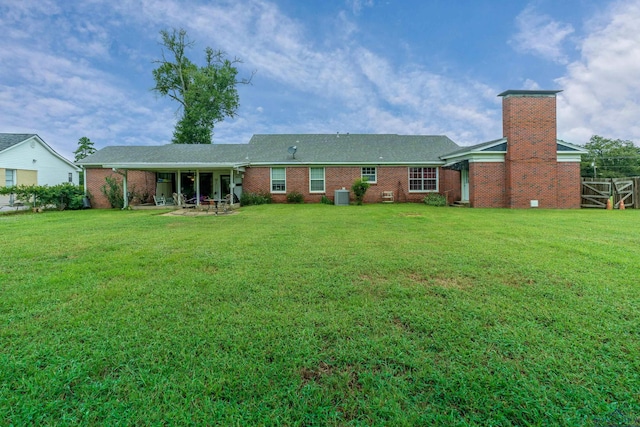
[288,145,297,158]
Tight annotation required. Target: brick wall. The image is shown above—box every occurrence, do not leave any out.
[85,168,156,208]
[243,165,454,203]
[503,94,559,208]
[557,162,582,208]
[469,162,506,207]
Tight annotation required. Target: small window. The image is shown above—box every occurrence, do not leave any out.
[361,167,376,183]
[409,167,438,192]
[5,169,15,186]
[309,167,325,192]
[271,167,286,193]
[68,172,73,183]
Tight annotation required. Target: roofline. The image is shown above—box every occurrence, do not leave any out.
[247,161,447,166]
[498,89,562,97]
[82,162,249,169]
[2,134,80,171]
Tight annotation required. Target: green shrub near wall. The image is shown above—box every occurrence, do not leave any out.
[423,193,447,206]
[240,192,273,206]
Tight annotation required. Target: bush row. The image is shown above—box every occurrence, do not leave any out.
[0,183,85,210]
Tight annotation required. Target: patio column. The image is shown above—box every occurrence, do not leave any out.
[122,170,128,209]
[196,170,200,206]
[177,170,182,198]
[230,168,235,203]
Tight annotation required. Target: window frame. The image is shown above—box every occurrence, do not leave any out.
[270,167,286,193]
[361,167,377,184]
[5,169,15,187]
[408,167,438,192]
[309,167,325,193]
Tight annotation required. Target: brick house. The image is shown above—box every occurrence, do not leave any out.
[78,89,586,209]
[440,90,586,208]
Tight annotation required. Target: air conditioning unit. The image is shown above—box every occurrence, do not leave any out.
[334,189,349,206]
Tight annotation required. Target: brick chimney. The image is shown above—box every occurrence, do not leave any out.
[499,89,562,208]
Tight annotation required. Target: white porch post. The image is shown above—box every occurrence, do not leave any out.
[122,170,128,209]
[196,170,200,206]
[230,168,235,203]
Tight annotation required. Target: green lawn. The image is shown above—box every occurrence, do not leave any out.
[1,205,639,426]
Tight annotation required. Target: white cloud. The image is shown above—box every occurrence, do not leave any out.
[557,0,640,144]
[346,0,374,15]
[510,5,575,64]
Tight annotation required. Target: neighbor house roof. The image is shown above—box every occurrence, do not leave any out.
[79,134,461,168]
[0,133,37,152]
[0,133,79,170]
[248,134,459,165]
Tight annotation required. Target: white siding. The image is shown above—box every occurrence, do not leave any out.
[0,136,79,186]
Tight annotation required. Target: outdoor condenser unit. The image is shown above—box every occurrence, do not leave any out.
[334,189,349,206]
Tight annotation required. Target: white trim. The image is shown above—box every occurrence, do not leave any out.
[468,154,506,163]
[557,154,583,162]
[249,161,446,166]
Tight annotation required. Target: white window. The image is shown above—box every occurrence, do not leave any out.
[361,167,377,183]
[309,167,325,192]
[68,172,73,183]
[409,167,438,192]
[271,167,286,193]
[5,169,15,187]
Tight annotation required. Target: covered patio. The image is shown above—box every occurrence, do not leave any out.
[77,144,249,209]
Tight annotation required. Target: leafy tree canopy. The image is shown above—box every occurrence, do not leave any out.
[73,136,96,162]
[581,135,640,178]
[152,28,253,144]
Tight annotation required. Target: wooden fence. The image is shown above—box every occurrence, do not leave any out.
[581,177,639,208]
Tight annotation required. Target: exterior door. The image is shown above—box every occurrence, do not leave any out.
[221,175,231,198]
[461,169,469,202]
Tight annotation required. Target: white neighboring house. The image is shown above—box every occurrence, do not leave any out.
[0,134,80,206]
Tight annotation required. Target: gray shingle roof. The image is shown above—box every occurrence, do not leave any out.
[0,133,36,152]
[248,134,459,164]
[78,144,250,166]
[79,134,461,167]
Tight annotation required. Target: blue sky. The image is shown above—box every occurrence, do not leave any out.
[2,0,640,160]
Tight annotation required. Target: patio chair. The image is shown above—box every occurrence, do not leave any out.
[217,194,232,214]
[153,195,166,206]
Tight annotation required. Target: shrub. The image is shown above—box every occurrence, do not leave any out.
[423,193,447,207]
[320,195,333,205]
[0,183,85,210]
[351,178,370,205]
[240,192,273,206]
[101,176,125,208]
[286,191,304,203]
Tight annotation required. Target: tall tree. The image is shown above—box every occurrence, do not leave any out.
[581,135,640,178]
[73,136,96,162]
[152,28,252,144]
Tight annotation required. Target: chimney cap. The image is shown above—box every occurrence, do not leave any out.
[498,89,562,97]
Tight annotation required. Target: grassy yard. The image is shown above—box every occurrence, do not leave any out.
[1,204,639,426]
